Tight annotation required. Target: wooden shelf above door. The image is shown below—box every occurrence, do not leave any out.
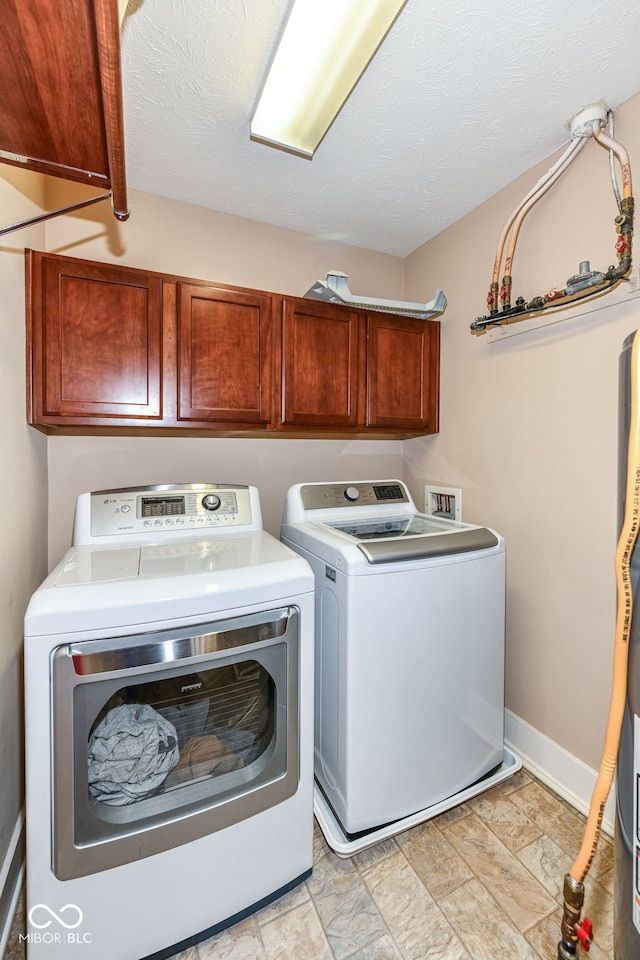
[1,0,129,220]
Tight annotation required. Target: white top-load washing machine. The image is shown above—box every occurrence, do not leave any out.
[281,479,520,856]
[24,483,314,960]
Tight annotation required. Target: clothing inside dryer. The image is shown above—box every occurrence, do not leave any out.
[87,661,274,809]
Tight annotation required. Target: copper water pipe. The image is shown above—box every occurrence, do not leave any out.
[475,111,634,334]
[593,125,635,285]
[488,138,585,312]
[492,137,584,285]
[500,139,587,308]
[503,141,586,274]
[494,120,631,314]
[594,124,632,197]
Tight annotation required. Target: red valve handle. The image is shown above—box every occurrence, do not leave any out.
[576,917,593,951]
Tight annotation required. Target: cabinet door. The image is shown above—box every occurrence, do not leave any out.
[281,299,364,428]
[177,284,273,425]
[32,254,163,423]
[366,314,440,433]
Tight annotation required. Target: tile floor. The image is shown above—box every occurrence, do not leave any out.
[3,769,615,960]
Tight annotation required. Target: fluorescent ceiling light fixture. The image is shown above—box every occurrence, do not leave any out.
[251,0,407,158]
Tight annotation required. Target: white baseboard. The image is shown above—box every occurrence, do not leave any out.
[504,710,616,838]
[0,810,25,959]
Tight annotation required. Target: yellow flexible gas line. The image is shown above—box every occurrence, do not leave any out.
[560,326,640,957]
[572,325,640,887]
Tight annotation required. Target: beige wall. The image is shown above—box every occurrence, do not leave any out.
[42,189,406,563]
[44,182,406,299]
[47,437,404,561]
[404,91,640,770]
[25,93,640,796]
[0,169,48,866]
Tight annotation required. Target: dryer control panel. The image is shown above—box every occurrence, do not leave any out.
[75,483,255,541]
[299,481,409,511]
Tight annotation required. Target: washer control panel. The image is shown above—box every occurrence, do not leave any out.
[88,484,252,537]
[299,481,409,510]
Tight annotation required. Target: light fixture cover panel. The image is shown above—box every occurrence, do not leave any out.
[251,0,408,156]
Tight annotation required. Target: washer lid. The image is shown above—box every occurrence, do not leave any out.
[323,512,499,562]
[355,527,499,564]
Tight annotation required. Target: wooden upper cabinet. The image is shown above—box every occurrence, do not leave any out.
[28,251,163,424]
[26,252,440,437]
[281,299,364,428]
[177,284,273,427]
[1,0,128,219]
[366,314,440,433]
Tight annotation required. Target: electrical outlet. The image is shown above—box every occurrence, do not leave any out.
[424,484,462,521]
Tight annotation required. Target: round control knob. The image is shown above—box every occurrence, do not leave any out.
[344,486,360,502]
[202,494,222,512]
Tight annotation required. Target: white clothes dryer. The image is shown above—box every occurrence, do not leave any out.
[281,479,520,856]
[24,483,314,960]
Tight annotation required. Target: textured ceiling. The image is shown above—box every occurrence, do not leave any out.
[120,0,640,258]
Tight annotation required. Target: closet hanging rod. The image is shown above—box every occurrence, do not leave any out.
[0,192,116,238]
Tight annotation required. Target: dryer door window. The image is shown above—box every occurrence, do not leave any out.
[52,607,300,880]
[86,658,275,812]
